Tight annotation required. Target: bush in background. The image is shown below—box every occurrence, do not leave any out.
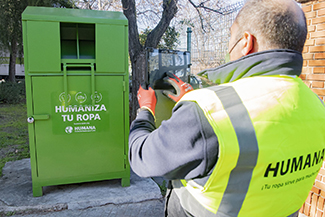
[0,80,26,104]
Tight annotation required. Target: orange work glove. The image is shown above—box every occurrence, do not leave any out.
[163,73,193,102]
[137,85,157,116]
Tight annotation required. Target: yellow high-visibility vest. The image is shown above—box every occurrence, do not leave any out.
[173,75,325,217]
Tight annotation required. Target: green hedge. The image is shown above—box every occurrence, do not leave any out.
[0,81,26,104]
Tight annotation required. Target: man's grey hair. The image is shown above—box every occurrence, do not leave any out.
[234,0,307,53]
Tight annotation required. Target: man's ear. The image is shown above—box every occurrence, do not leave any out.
[241,31,256,56]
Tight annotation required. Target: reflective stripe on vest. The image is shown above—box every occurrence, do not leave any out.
[173,75,325,217]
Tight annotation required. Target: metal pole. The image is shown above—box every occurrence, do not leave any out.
[186,27,192,54]
[187,27,192,79]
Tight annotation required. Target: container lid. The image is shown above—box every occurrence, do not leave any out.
[22,6,127,25]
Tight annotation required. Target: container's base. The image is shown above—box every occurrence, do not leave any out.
[33,185,43,197]
[121,177,130,187]
[32,171,131,197]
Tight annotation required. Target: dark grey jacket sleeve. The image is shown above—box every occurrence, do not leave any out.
[128,101,219,180]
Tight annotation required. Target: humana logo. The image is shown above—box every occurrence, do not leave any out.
[264,148,325,178]
[74,126,96,132]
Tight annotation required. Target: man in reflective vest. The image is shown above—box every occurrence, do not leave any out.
[129,0,325,216]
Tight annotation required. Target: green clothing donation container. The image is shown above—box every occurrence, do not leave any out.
[22,6,130,197]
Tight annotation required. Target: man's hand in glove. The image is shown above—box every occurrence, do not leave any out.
[163,73,193,102]
[137,85,157,116]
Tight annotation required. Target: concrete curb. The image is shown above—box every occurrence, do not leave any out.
[0,159,164,215]
[0,203,68,214]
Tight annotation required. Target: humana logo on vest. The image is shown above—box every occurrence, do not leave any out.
[264,148,325,178]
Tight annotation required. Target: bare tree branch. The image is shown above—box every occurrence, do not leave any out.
[82,0,91,9]
[187,0,243,32]
[187,0,243,15]
[137,9,160,19]
[145,0,178,48]
[188,0,206,31]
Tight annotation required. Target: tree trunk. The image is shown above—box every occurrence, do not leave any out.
[122,0,178,123]
[8,38,17,82]
[129,50,146,122]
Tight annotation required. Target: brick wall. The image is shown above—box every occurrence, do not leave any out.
[300,1,325,100]
[300,1,325,216]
